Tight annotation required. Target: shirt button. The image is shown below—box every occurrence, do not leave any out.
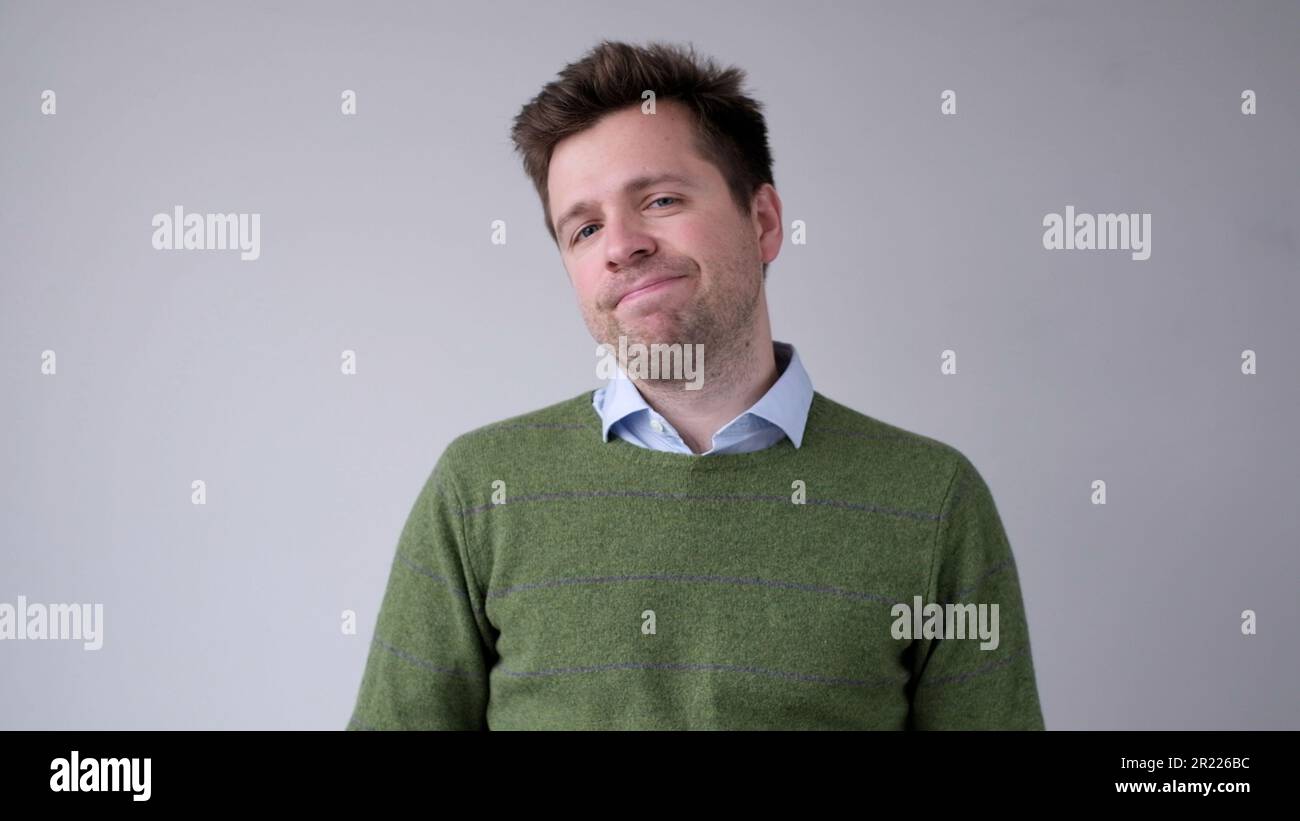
[649,418,664,433]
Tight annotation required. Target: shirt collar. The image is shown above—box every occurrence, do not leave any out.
[594,339,814,448]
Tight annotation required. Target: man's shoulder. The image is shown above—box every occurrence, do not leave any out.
[436,389,597,474]
[808,390,976,487]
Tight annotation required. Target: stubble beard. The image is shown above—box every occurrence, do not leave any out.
[595,265,762,394]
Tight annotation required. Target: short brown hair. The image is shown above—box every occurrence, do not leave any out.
[510,39,775,277]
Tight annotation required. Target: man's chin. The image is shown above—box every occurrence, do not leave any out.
[608,329,691,351]
[619,311,699,339]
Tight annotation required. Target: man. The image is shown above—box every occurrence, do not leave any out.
[348,40,1045,730]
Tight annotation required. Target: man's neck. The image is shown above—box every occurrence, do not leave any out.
[630,329,779,455]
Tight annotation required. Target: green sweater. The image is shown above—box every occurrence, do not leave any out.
[348,389,1045,730]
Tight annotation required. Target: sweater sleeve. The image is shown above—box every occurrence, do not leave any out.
[907,453,1046,730]
[347,447,496,730]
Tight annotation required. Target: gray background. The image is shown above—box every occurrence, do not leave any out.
[1,0,1296,729]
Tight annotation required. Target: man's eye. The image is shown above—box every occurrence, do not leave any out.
[573,198,681,245]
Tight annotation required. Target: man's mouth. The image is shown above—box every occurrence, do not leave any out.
[615,275,687,307]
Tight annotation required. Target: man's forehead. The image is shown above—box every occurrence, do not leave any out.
[555,97,691,160]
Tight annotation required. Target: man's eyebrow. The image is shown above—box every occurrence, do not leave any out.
[554,173,697,238]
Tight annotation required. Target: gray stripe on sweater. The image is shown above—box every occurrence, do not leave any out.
[917,646,1030,688]
[397,552,1012,612]
[459,489,940,523]
[488,571,902,605]
[373,636,485,679]
[375,634,1026,691]
[495,660,908,688]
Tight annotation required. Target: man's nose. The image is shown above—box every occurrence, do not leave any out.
[601,211,656,270]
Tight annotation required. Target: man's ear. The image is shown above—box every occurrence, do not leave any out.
[752,183,783,268]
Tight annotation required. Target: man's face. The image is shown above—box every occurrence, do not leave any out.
[547,99,777,359]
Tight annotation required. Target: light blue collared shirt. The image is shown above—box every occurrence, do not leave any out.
[591,340,814,455]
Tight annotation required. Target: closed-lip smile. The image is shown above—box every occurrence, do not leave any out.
[616,275,686,306]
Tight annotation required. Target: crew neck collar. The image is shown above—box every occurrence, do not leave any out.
[575,389,830,473]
